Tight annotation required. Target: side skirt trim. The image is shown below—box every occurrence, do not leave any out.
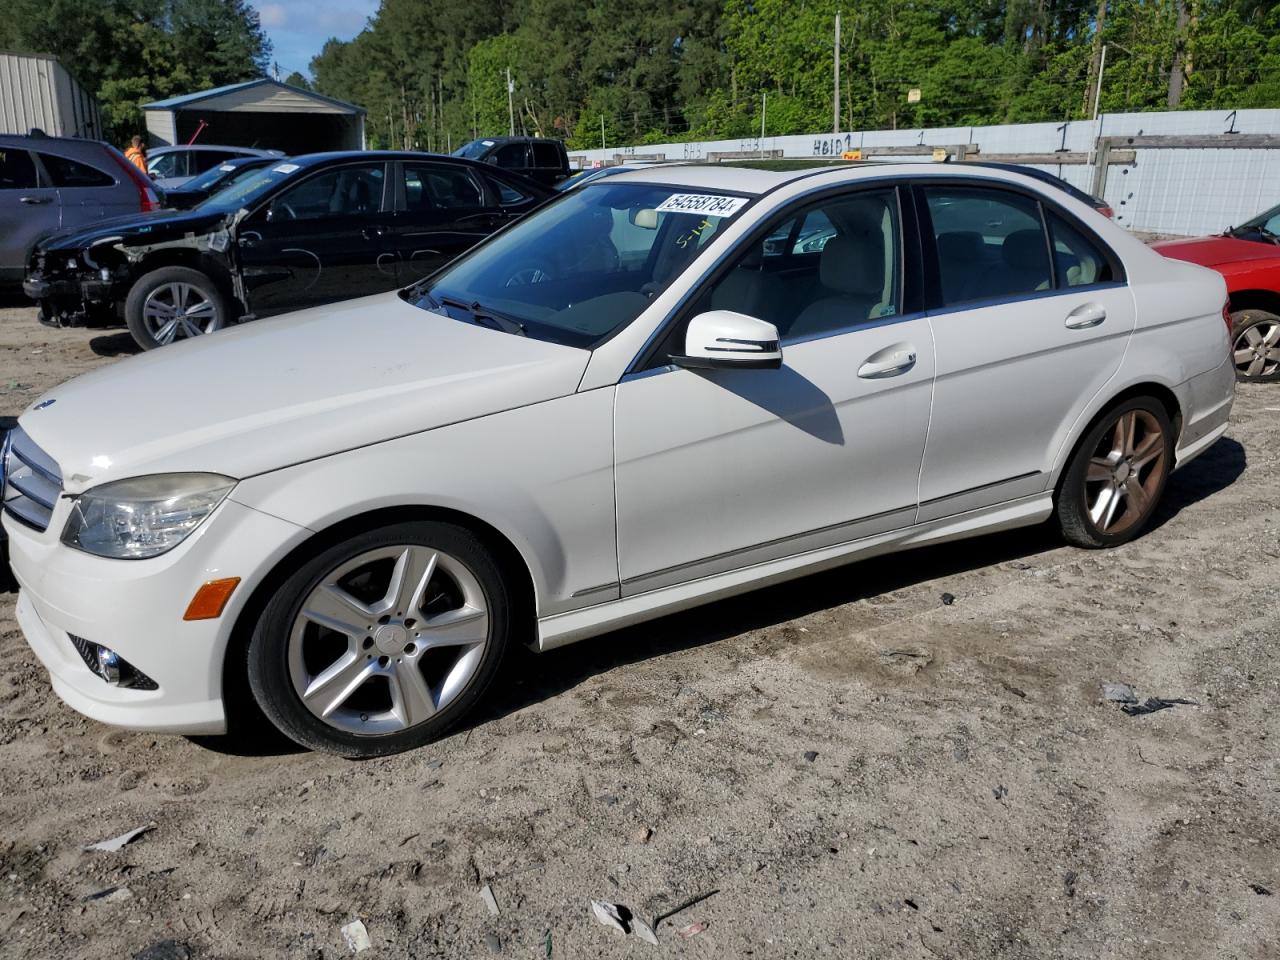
[537,493,1054,651]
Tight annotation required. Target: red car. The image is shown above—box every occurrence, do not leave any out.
[1153,206,1280,382]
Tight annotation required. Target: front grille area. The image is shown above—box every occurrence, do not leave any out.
[2,426,63,532]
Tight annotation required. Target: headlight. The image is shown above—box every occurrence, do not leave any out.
[62,473,235,559]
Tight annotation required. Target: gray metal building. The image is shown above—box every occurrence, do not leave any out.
[143,79,366,154]
[0,51,102,138]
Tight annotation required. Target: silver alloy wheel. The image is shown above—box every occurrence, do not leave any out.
[287,544,489,736]
[142,281,219,345]
[1083,408,1166,536]
[1233,318,1280,379]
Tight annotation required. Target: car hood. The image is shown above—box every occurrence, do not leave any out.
[18,292,590,492]
[36,208,229,252]
[1150,234,1280,267]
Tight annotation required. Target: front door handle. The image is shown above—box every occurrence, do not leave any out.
[1065,303,1106,329]
[362,225,388,240]
[19,196,52,205]
[858,347,917,379]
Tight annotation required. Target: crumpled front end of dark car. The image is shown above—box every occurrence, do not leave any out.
[24,246,127,328]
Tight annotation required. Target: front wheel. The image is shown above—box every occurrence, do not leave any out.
[1056,398,1173,548]
[247,521,512,757]
[124,266,230,350]
[1230,309,1280,382]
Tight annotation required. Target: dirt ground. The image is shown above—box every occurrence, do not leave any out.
[0,300,1276,960]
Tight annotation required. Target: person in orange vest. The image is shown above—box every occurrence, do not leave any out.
[124,135,147,174]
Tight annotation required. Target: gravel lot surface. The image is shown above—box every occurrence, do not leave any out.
[0,301,1276,960]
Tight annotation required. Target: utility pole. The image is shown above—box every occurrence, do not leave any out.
[506,68,515,137]
[1092,43,1107,120]
[833,10,841,134]
[1082,0,1107,117]
[600,114,606,150]
[760,92,767,152]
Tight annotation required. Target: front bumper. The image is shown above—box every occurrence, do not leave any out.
[23,271,117,327]
[5,497,308,735]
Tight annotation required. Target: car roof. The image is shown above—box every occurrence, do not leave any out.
[463,136,561,145]
[150,144,280,155]
[598,160,1088,197]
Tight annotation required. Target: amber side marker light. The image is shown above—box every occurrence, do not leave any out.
[183,577,241,621]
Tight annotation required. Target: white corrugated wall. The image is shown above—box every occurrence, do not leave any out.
[0,51,102,138]
[569,109,1280,236]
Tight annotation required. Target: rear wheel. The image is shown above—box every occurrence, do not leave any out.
[125,266,229,350]
[1230,309,1280,382]
[1057,397,1173,548]
[247,521,511,757]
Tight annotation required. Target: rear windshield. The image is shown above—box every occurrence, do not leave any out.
[404,182,751,348]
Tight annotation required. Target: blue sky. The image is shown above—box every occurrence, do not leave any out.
[251,0,380,80]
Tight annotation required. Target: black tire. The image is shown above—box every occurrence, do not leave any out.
[124,265,230,351]
[1230,309,1280,382]
[1056,396,1174,549]
[247,521,512,758]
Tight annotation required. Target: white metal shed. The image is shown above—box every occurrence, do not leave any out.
[143,79,366,154]
[0,51,103,138]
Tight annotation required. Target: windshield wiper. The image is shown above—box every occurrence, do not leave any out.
[436,294,527,337]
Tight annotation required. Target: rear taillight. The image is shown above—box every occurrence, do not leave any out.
[1223,300,1234,337]
[105,146,160,213]
[1098,205,1115,219]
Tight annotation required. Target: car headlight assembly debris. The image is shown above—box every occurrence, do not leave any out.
[62,473,235,559]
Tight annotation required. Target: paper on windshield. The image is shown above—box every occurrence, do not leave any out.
[272,163,300,174]
[655,193,749,217]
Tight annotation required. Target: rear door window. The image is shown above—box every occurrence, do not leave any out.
[923,186,1051,305]
[403,164,487,213]
[0,149,39,189]
[493,143,529,169]
[38,153,114,188]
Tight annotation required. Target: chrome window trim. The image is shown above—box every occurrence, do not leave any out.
[924,280,1130,319]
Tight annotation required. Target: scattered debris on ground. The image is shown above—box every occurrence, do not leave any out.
[1121,697,1197,717]
[341,919,372,953]
[479,883,500,916]
[83,824,153,853]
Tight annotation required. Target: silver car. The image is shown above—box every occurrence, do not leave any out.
[0,133,160,285]
[146,144,282,190]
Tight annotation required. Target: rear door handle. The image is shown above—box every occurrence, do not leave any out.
[362,225,388,240]
[858,347,917,379]
[1065,303,1106,329]
[19,196,52,205]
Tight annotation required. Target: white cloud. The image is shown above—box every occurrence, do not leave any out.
[256,2,288,28]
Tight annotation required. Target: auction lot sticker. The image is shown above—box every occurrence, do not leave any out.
[656,193,749,217]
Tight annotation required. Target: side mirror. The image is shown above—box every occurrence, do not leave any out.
[671,310,783,370]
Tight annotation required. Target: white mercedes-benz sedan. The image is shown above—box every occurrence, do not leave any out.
[3,162,1235,756]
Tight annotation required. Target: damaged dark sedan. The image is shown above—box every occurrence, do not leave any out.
[23,151,553,349]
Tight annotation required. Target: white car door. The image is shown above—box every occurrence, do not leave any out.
[913,182,1137,521]
[614,185,936,596]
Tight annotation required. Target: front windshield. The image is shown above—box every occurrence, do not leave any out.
[453,140,496,160]
[182,161,248,193]
[405,182,750,348]
[1236,202,1280,238]
[196,162,301,213]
